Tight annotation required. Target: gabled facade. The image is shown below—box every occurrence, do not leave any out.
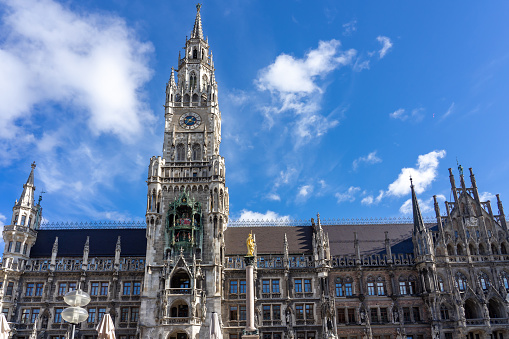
[1,5,509,339]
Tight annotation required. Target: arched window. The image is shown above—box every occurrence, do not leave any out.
[176,144,185,161]
[335,277,343,297]
[170,300,189,318]
[193,48,197,59]
[192,144,201,161]
[469,243,476,255]
[399,276,416,295]
[21,215,26,226]
[171,270,191,292]
[478,243,485,255]
[190,73,197,90]
[479,273,489,291]
[456,273,468,291]
[488,298,505,319]
[501,272,509,291]
[437,276,445,292]
[440,305,450,320]
[464,299,481,319]
[376,276,385,296]
[192,93,199,102]
[183,94,190,103]
[491,243,499,254]
[501,243,507,255]
[457,244,464,256]
[447,244,454,255]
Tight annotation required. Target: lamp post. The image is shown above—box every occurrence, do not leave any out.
[61,289,91,339]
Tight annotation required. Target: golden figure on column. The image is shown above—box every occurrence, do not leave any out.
[246,232,255,256]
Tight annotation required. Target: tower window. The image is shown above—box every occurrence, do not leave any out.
[176,144,185,161]
[193,48,197,59]
[192,144,201,161]
[21,215,26,226]
[15,242,21,253]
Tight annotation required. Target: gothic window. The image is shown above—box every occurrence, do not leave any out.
[447,243,454,255]
[469,243,476,255]
[478,273,489,290]
[399,276,416,295]
[176,144,185,161]
[335,278,343,297]
[367,276,375,296]
[479,244,486,255]
[21,215,26,226]
[502,243,508,254]
[438,276,445,292]
[183,94,190,103]
[455,273,468,291]
[192,144,201,161]
[491,243,499,254]
[440,305,450,320]
[190,73,197,89]
[488,298,505,319]
[192,93,199,102]
[193,48,197,59]
[457,244,464,255]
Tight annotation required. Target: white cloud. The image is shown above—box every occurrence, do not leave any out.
[274,167,298,188]
[0,0,154,143]
[319,180,327,189]
[0,213,7,227]
[390,108,406,120]
[389,108,424,122]
[441,102,455,120]
[479,192,495,202]
[298,185,313,198]
[376,36,393,58]
[387,150,447,197]
[353,151,382,170]
[342,20,357,36]
[256,40,356,145]
[353,58,370,72]
[362,190,385,206]
[238,209,290,221]
[399,195,445,215]
[266,193,281,201]
[335,186,361,203]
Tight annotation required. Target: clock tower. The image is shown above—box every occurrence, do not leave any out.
[140,4,229,338]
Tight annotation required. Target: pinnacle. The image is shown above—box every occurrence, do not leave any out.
[191,3,204,39]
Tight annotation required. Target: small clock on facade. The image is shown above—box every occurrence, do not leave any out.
[179,112,202,130]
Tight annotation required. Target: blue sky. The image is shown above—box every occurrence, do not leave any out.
[1,0,509,228]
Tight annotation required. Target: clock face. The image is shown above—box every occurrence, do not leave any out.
[179,112,201,130]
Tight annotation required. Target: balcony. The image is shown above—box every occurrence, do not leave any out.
[490,318,508,325]
[167,288,192,295]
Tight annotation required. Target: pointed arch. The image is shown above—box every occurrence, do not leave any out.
[192,144,201,161]
[176,144,185,161]
[192,93,199,102]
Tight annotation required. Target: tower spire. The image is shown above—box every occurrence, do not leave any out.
[411,177,425,233]
[18,162,36,207]
[191,4,204,39]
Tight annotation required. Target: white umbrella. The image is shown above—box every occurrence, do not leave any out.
[96,314,116,339]
[0,314,10,339]
[210,312,223,339]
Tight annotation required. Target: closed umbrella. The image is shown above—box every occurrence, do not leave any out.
[0,314,10,339]
[96,314,116,339]
[210,312,222,339]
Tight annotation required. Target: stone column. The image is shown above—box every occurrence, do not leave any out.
[243,255,259,339]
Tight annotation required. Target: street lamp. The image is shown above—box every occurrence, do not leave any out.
[61,289,91,339]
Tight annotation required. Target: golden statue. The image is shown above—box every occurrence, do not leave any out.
[246,232,255,256]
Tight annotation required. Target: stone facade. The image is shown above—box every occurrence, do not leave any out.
[2,5,509,339]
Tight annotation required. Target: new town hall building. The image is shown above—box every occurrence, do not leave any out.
[2,5,509,339]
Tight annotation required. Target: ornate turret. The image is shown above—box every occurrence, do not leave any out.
[2,163,41,268]
[411,178,434,259]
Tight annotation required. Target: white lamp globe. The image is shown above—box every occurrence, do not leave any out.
[62,307,89,324]
[63,289,91,307]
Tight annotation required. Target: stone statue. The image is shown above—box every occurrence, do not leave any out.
[246,232,255,256]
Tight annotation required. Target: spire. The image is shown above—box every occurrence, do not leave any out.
[169,67,176,87]
[18,162,36,207]
[411,177,425,233]
[191,4,204,39]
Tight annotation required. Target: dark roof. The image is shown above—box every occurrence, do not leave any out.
[30,229,147,258]
[224,226,313,255]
